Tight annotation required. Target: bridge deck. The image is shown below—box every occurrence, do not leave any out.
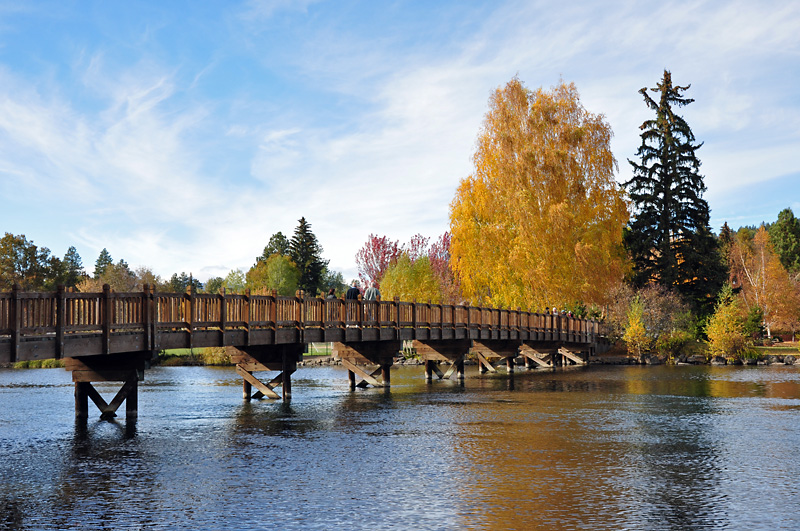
[0,284,601,363]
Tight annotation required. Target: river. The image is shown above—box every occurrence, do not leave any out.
[1,363,799,530]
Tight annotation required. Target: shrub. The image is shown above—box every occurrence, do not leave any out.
[706,285,750,358]
[200,347,231,366]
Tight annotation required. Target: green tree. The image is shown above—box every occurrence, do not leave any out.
[60,246,84,288]
[94,248,113,279]
[288,217,328,295]
[258,232,291,263]
[222,269,246,293]
[204,276,225,294]
[319,267,347,297]
[78,259,137,292]
[246,254,301,296]
[768,207,800,275]
[625,70,724,315]
[0,233,53,290]
[167,272,202,292]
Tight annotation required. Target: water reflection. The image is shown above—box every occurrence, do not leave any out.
[1,365,800,529]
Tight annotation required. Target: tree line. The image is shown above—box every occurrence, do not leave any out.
[0,217,344,298]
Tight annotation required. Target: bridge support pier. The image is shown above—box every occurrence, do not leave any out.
[231,345,302,401]
[65,352,149,421]
[519,345,554,369]
[558,347,586,366]
[472,341,519,375]
[333,341,399,389]
[414,340,468,382]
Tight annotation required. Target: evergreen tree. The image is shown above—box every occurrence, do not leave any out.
[768,207,800,275]
[61,246,84,287]
[257,232,290,263]
[288,217,328,295]
[94,248,113,279]
[167,271,202,292]
[625,70,724,314]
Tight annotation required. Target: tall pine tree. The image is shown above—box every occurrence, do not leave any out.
[288,217,328,296]
[625,70,724,314]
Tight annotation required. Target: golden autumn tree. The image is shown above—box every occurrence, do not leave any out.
[450,77,629,310]
[729,226,800,337]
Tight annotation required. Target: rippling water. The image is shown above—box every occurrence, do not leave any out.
[1,363,799,530]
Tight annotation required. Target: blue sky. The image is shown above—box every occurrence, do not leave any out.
[1,0,798,283]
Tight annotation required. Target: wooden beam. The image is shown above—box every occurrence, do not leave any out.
[519,346,553,368]
[236,365,280,399]
[441,355,464,379]
[476,352,497,373]
[341,358,385,388]
[558,347,586,365]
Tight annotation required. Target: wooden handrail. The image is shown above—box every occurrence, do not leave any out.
[0,286,607,346]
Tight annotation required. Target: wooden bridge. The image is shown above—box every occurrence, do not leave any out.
[1,284,605,420]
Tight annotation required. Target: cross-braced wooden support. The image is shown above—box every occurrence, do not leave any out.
[519,345,554,369]
[66,353,149,421]
[333,341,400,389]
[472,340,518,375]
[413,340,468,382]
[231,345,301,401]
[558,347,586,366]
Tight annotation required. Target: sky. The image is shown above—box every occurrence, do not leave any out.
[1,0,798,284]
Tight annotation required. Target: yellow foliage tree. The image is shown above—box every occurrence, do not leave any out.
[380,254,441,303]
[706,284,748,358]
[729,226,800,337]
[622,296,649,358]
[449,77,629,310]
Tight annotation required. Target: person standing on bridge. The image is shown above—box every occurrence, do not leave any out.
[345,281,360,300]
[363,282,380,302]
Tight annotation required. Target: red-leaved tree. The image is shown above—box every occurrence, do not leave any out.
[355,234,402,288]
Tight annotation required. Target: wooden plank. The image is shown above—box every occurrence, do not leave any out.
[476,352,497,373]
[236,366,280,399]
[71,369,143,382]
[341,358,384,388]
[442,356,464,379]
[520,351,552,368]
[559,347,585,365]
[105,379,138,417]
[519,345,553,367]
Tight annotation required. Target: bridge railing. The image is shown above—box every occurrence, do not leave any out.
[1,284,605,359]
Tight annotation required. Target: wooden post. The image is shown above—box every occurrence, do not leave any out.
[244,288,251,346]
[75,382,89,419]
[220,287,227,346]
[381,363,391,386]
[269,290,278,333]
[143,284,152,352]
[186,285,194,349]
[425,360,433,381]
[56,285,65,359]
[457,358,465,380]
[126,380,138,419]
[10,284,20,364]
[243,379,252,400]
[348,369,356,390]
[506,356,514,374]
[102,284,111,355]
[282,350,292,401]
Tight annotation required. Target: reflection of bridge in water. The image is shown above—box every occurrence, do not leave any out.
[1,284,606,420]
